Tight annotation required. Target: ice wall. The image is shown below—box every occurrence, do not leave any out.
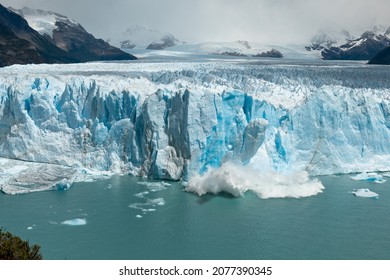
[1,62,390,194]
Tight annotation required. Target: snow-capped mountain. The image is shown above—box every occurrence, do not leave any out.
[146,34,182,50]
[110,25,183,50]
[322,29,390,60]
[306,29,354,51]
[1,62,390,194]
[307,26,390,60]
[9,7,78,39]
[0,4,77,67]
[9,6,136,63]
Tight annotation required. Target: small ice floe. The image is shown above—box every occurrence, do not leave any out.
[134,191,149,198]
[351,188,379,198]
[136,215,142,218]
[27,226,33,230]
[138,181,170,192]
[61,218,87,226]
[129,197,165,214]
[350,172,386,183]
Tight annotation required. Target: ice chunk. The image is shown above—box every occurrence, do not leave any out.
[136,215,142,218]
[350,172,386,183]
[0,158,77,194]
[27,226,33,230]
[129,198,165,211]
[138,181,170,192]
[351,188,379,198]
[61,218,87,226]
[134,191,149,198]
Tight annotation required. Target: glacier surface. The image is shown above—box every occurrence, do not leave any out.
[1,62,390,196]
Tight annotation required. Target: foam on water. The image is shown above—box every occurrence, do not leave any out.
[186,162,324,199]
[61,218,87,226]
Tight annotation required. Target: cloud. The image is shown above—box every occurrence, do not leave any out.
[1,0,389,43]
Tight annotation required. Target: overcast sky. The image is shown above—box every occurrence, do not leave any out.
[2,0,389,44]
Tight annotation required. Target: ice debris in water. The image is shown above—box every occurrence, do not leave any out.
[27,227,33,230]
[351,188,379,198]
[350,172,386,183]
[61,218,87,226]
[138,181,171,192]
[134,191,149,198]
[129,198,165,211]
[136,215,143,218]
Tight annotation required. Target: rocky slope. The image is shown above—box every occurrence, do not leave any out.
[322,31,390,60]
[368,46,390,64]
[11,7,136,62]
[0,5,136,67]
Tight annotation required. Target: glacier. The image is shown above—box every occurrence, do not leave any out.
[1,62,390,196]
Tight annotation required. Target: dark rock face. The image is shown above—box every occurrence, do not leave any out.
[0,4,136,67]
[368,47,390,65]
[253,49,283,58]
[0,23,45,67]
[321,31,390,60]
[146,34,179,50]
[120,40,136,49]
[0,4,76,65]
[51,21,136,61]
[214,51,247,57]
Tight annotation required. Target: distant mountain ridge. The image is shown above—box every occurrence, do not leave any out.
[109,24,183,50]
[307,26,390,60]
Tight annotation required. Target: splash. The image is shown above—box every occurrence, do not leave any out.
[186,162,324,199]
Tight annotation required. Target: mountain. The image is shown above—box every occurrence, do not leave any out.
[146,34,182,50]
[11,7,136,62]
[0,4,77,66]
[0,22,45,67]
[306,26,390,60]
[1,62,390,194]
[368,46,390,64]
[306,29,354,51]
[322,31,390,60]
[109,25,183,50]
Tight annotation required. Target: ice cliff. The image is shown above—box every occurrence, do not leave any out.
[1,62,390,195]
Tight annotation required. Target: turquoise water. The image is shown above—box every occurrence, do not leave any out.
[0,175,390,260]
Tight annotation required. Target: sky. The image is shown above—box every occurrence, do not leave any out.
[1,0,389,44]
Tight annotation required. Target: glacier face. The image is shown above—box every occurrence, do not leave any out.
[1,62,390,195]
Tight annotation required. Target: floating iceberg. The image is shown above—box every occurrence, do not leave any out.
[61,218,87,226]
[351,188,379,198]
[350,172,386,183]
